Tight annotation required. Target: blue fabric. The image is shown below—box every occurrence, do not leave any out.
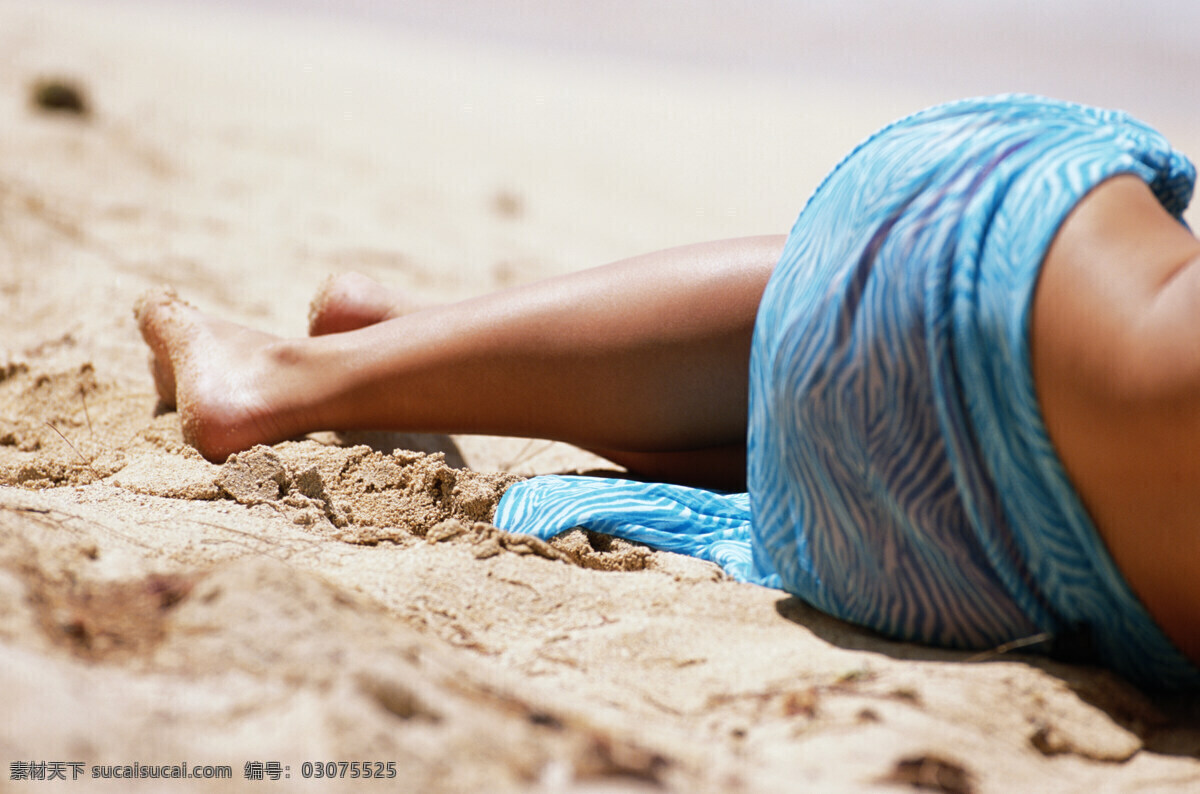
[493,476,775,586]
[494,95,1200,689]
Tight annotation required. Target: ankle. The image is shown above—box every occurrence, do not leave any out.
[263,336,312,369]
[253,336,347,439]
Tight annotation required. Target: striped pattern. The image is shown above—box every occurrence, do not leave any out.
[494,476,776,585]
[496,95,1199,689]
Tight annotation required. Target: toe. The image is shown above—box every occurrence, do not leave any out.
[133,287,190,408]
[146,350,177,408]
[307,274,340,336]
[133,286,182,335]
[308,272,393,335]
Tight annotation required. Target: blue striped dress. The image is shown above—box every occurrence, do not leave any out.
[495,95,1200,689]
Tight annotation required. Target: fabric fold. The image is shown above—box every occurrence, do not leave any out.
[494,476,779,587]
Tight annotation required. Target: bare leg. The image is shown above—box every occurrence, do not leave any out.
[307,272,429,336]
[306,272,755,488]
[137,236,784,488]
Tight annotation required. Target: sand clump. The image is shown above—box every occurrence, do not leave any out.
[215,442,520,543]
[0,358,664,582]
[0,362,132,488]
[0,361,522,543]
[549,528,655,572]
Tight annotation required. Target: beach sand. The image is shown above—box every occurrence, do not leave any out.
[2,1,1200,791]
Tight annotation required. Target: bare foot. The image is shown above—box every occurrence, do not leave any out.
[135,288,297,462]
[307,272,427,336]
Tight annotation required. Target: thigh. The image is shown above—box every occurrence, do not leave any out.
[1032,174,1200,662]
[587,444,747,492]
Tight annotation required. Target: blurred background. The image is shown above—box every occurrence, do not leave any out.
[188,0,1200,129]
[5,0,1198,356]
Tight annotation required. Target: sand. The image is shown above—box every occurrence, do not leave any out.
[3,1,1200,791]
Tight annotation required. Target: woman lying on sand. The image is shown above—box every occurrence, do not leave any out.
[138,95,1200,690]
